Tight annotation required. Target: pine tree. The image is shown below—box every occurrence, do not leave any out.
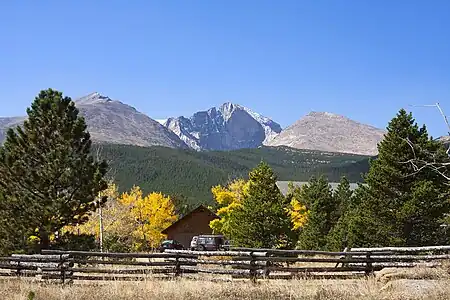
[333,176,353,218]
[296,176,337,250]
[325,185,385,250]
[231,162,293,248]
[0,89,108,250]
[334,109,450,247]
[0,191,25,254]
[324,177,355,251]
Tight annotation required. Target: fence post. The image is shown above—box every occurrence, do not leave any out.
[365,252,373,276]
[249,252,257,283]
[263,260,271,279]
[16,261,21,277]
[335,247,348,268]
[175,253,181,277]
[59,254,66,284]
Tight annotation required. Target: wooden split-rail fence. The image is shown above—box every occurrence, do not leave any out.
[0,245,449,283]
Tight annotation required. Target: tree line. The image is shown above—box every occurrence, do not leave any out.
[91,140,370,207]
[0,89,449,255]
[209,109,450,250]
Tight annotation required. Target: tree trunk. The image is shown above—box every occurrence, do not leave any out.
[38,228,50,252]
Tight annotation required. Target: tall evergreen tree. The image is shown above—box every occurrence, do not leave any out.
[0,89,108,250]
[333,176,353,218]
[325,185,384,250]
[296,176,337,250]
[335,109,450,247]
[0,191,25,254]
[231,162,292,248]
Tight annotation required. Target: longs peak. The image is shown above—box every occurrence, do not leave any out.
[163,102,282,151]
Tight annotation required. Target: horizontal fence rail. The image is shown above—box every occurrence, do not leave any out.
[0,245,449,283]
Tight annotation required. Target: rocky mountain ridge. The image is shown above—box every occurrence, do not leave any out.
[163,102,282,151]
[266,111,387,156]
[0,92,188,149]
[4,92,446,156]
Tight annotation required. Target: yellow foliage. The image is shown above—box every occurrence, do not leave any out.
[63,182,126,238]
[64,183,177,251]
[119,186,177,250]
[286,197,309,230]
[209,178,249,236]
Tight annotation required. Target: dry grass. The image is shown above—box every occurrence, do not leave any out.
[2,275,450,300]
[2,265,450,300]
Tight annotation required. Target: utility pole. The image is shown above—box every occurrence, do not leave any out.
[99,204,104,253]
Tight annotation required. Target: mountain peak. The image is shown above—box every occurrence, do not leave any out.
[76,92,113,105]
[218,102,241,120]
[267,111,386,156]
[163,102,282,151]
[306,111,343,118]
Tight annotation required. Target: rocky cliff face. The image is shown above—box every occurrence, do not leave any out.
[266,111,386,156]
[0,93,188,149]
[164,102,282,151]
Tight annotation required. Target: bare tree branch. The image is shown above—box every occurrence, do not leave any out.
[399,137,450,183]
[409,102,450,156]
[409,102,450,131]
[401,103,450,183]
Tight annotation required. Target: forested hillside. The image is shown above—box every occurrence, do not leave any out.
[96,144,371,207]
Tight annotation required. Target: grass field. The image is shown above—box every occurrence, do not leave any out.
[2,268,450,300]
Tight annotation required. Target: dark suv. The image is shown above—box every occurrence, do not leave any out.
[158,239,184,252]
[194,235,227,251]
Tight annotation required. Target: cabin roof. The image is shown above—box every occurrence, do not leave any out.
[161,204,219,234]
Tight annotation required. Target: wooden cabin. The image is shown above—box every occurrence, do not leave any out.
[161,205,219,249]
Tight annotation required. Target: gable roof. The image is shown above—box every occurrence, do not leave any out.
[161,204,219,234]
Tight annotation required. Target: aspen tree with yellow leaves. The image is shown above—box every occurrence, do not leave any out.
[63,182,134,251]
[209,178,249,238]
[286,197,310,231]
[119,186,178,251]
[65,184,177,251]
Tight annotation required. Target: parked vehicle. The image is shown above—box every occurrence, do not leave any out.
[223,239,232,250]
[158,240,184,252]
[195,235,227,251]
[190,236,198,250]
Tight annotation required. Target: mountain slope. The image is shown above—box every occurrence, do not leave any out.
[164,102,282,150]
[97,143,371,207]
[0,117,26,142]
[267,111,386,156]
[75,93,187,148]
[0,93,188,149]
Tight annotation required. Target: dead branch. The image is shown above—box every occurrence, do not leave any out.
[409,102,450,156]
[401,103,450,182]
[400,137,450,182]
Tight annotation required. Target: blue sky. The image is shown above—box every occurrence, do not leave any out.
[1,0,449,137]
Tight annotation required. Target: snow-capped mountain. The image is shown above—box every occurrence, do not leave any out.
[155,119,168,125]
[163,102,282,151]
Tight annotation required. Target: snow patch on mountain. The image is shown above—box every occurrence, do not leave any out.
[163,102,282,151]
